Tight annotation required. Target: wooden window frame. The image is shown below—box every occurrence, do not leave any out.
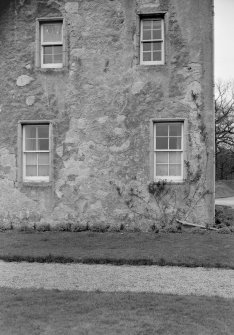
[140,16,165,65]
[149,119,187,183]
[17,121,53,184]
[154,122,183,182]
[35,17,67,69]
[40,21,63,69]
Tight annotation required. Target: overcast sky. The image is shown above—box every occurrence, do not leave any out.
[215,0,234,81]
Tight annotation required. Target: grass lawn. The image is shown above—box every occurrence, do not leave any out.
[0,288,233,335]
[0,231,234,268]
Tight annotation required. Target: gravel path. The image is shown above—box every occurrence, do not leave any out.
[0,261,234,298]
[215,197,234,208]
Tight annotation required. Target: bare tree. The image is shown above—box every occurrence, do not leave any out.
[215,81,234,152]
[215,81,234,179]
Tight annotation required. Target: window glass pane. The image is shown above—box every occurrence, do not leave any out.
[142,20,152,29]
[153,20,161,29]
[153,30,162,39]
[43,23,62,42]
[153,52,161,61]
[44,54,53,64]
[38,165,49,176]
[143,30,151,40]
[169,137,181,149]
[26,166,37,176]
[156,152,168,164]
[143,52,151,62]
[38,139,49,150]
[153,42,161,51]
[143,43,151,52]
[156,137,168,149]
[53,45,63,54]
[38,153,49,164]
[54,53,63,63]
[44,46,62,64]
[38,126,49,139]
[25,126,36,138]
[169,123,182,136]
[26,153,37,165]
[156,124,168,136]
[169,152,181,164]
[169,164,181,176]
[156,164,168,176]
[44,46,53,55]
[25,139,36,151]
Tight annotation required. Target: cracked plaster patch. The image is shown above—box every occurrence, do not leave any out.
[131,81,145,95]
[56,146,63,157]
[113,127,125,136]
[26,96,35,106]
[25,64,32,70]
[98,116,108,124]
[16,75,34,87]
[74,118,86,129]
[116,115,126,123]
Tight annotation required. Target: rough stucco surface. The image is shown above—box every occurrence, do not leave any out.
[0,0,214,230]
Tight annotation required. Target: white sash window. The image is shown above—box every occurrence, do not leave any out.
[23,124,50,182]
[154,122,183,181]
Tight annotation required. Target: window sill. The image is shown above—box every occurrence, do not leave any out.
[154,179,185,185]
[136,64,167,70]
[35,67,68,74]
[19,181,53,188]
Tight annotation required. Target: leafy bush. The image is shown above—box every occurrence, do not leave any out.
[36,223,51,232]
[71,222,88,232]
[148,180,167,196]
[88,222,110,232]
[55,223,72,232]
[217,227,232,234]
[215,206,233,229]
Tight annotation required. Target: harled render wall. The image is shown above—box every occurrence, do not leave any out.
[0,0,214,231]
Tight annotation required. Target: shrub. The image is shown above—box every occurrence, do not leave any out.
[108,223,124,232]
[55,223,72,232]
[36,223,51,232]
[148,180,167,196]
[217,227,231,234]
[215,207,233,228]
[71,222,88,232]
[18,225,34,233]
[88,222,110,232]
[0,224,9,232]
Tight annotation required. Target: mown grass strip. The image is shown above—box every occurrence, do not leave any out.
[1,288,234,335]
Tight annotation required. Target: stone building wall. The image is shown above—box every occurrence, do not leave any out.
[0,0,214,231]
